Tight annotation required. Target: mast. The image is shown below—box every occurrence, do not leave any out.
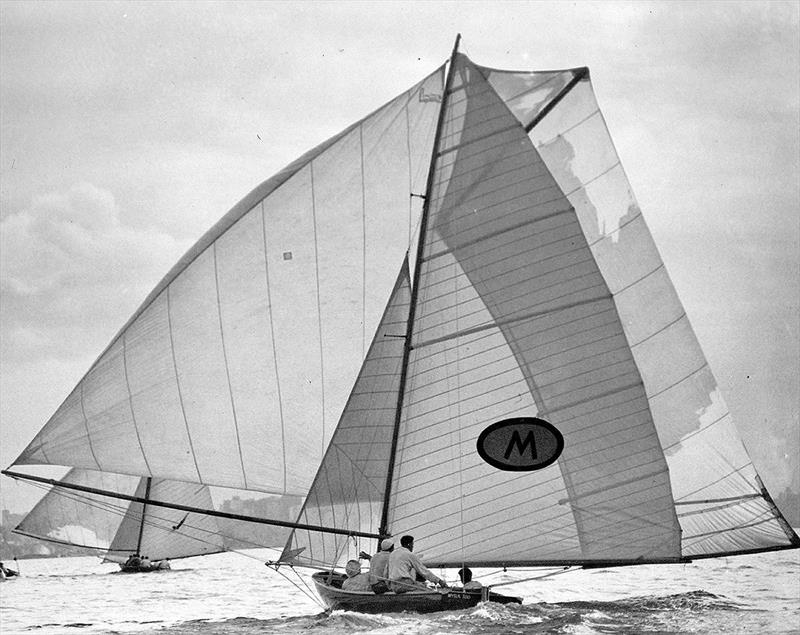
[135,477,151,556]
[378,33,462,537]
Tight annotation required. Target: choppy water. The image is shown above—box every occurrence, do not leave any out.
[1,547,798,634]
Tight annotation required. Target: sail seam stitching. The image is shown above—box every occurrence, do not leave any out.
[414,295,611,349]
[260,199,288,493]
[167,285,203,482]
[78,378,102,471]
[309,161,327,454]
[122,331,152,475]
[213,242,248,488]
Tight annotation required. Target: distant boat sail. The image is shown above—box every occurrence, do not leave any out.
[13,469,225,570]
[4,35,797,609]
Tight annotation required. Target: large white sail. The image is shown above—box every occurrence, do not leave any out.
[10,68,445,497]
[282,50,798,569]
[281,259,411,568]
[14,469,225,561]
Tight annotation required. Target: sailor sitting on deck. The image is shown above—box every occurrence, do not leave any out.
[387,535,447,593]
[365,537,394,594]
[457,567,482,591]
[342,560,373,592]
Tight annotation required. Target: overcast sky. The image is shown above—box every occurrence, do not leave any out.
[1,0,798,514]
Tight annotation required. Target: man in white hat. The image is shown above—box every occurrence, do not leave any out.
[342,559,372,591]
[366,538,394,593]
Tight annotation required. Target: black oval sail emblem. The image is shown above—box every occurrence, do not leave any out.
[476,417,563,471]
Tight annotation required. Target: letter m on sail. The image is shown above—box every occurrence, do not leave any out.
[504,430,537,460]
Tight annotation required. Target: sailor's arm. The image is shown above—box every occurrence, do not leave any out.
[411,554,448,587]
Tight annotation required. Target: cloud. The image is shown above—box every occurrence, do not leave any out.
[0,182,188,363]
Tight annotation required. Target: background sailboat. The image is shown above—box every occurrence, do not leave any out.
[13,468,225,571]
[2,34,797,611]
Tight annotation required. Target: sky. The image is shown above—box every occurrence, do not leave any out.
[1,0,798,515]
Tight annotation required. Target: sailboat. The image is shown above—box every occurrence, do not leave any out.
[3,35,797,611]
[12,468,226,572]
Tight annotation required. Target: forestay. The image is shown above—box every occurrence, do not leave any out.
[281,50,798,570]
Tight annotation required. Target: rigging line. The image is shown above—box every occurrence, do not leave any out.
[677,462,755,502]
[613,262,665,297]
[563,160,622,201]
[213,242,248,488]
[2,469,382,539]
[309,160,327,455]
[266,564,325,609]
[664,411,730,452]
[488,567,577,589]
[359,123,367,359]
[166,285,203,482]
[405,88,413,247]
[122,331,152,475]
[646,362,708,401]
[260,199,288,493]
[379,33,463,537]
[78,379,102,471]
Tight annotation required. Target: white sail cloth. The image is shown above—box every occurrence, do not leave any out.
[282,53,798,568]
[11,68,445,498]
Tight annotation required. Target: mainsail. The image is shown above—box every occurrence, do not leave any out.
[280,42,799,569]
[4,38,797,576]
[14,468,224,562]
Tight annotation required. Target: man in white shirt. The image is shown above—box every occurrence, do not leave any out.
[387,535,447,593]
[366,537,394,593]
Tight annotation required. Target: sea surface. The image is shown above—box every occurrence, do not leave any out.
[0,547,798,634]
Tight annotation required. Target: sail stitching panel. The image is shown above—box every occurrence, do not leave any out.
[212,242,249,488]
[259,200,288,493]
[78,375,102,471]
[309,161,327,455]
[122,332,152,475]
[359,124,367,358]
[166,285,203,482]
